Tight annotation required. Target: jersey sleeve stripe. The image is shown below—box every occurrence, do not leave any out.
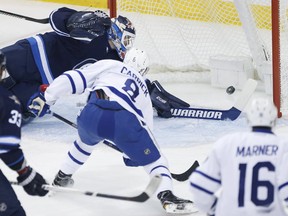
[63,73,76,93]
[279,182,288,190]
[0,136,20,145]
[75,69,87,90]
[27,36,54,84]
[194,170,221,184]
[190,182,214,195]
[6,155,24,167]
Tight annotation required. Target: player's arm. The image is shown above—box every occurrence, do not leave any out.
[0,100,48,196]
[188,146,222,215]
[0,147,48,196]
[50,7,111,42]
[49,7,77,37]
[278,151,288,211]
[27,66,100,117]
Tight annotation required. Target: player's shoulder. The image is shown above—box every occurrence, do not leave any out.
[212,131,249,151]
[216,131,247,143]
[92,59,123,69]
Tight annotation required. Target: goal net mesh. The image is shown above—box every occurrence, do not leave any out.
[116,0,288,114]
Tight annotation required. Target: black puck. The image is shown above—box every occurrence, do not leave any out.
[226,86,235,95]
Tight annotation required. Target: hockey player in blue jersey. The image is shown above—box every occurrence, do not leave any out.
[27,47,197,214]
[1,7,189,123]
[0,7,135,122]
[189,97,288,216]
[0,51,48,216]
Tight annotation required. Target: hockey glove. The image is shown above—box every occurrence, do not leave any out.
[53,170,74,187]
[17,166,48,196]
[67,10,111,41]
[27,91,50,117]
[149,80,190,118]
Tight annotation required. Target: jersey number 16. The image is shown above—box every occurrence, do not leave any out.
[238,161,274,207]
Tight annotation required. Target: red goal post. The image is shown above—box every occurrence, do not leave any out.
[108,0,286,117]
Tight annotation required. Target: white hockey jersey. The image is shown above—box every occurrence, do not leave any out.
[278,150,288,213]
[44,59,153,129]
[189,130,288,216]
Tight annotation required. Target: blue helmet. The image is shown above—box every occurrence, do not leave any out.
[108,15,136,59]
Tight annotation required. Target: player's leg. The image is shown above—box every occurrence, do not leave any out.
[0,170,26,216]
[113,110,196,214]
[53,101,111,186]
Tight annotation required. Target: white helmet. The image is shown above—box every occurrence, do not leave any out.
[124,47,150,76]
[246,97,277,127]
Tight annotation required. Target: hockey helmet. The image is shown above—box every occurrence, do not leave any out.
[124,47,150,76]
[108,15,136,59]
[246,97,277,128]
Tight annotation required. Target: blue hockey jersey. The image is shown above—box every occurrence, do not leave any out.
[0,85,25,171]
[1,7,121,113]
[4,7,121,84]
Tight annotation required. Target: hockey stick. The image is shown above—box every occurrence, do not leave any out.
[51,112,199,181]
[0,10,49,24]
[170,78,258,120]
[10,175,161,202]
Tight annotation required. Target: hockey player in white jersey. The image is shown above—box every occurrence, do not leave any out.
[189,97,288,216]
[27,47,196,214]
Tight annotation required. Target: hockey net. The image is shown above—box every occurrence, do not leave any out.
[109,0,288,116]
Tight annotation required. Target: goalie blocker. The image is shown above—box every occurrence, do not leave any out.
[148,80,190,118]
[150,79,257,121]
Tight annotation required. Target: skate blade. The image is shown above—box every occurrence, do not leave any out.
[164,203,199,214]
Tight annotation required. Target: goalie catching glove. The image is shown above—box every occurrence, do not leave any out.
[148,80,190,118]
[66,10,111,41]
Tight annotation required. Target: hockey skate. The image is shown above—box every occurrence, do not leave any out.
[157,190,198,214]
[53,170,74,187]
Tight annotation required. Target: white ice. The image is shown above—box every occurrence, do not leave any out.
[1,1,288,216]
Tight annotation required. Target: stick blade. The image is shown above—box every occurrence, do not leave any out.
[171,160,199,182]
[97,174,162,202]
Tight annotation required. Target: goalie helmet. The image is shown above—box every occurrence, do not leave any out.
[246,97,277,128]
[124,47,150,76]
[0,50,6,82]
[108,15,136,59]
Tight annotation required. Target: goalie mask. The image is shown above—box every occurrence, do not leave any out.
[108,15,136,59]
[0,50,7,82]
[246,97,277,128]
[124,47,150,76]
